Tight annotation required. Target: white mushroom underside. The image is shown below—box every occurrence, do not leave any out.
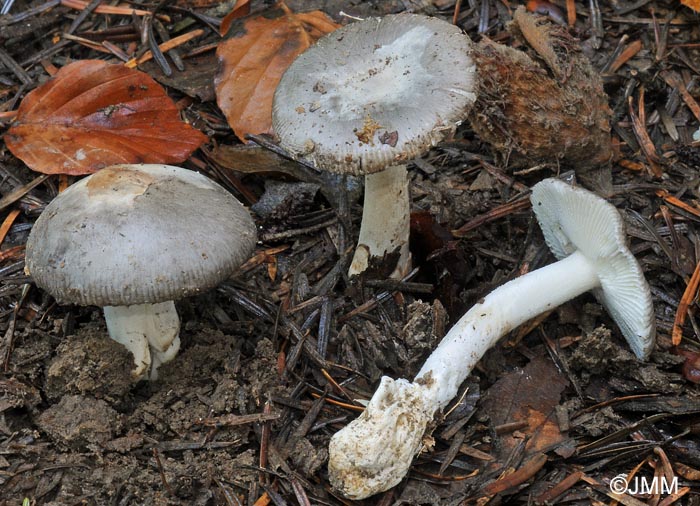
[103,301,181,380]
[329,250,601,499]
[349,165,411,278]
[531,178,656,359]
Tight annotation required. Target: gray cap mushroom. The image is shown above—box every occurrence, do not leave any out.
[25,164,257,380]
[272,13,477,278]
[328,178,655,499]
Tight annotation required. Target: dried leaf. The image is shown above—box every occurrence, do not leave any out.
[267,257,278,281]
[215,4,339,143]
[681,0,700,12]
[220,0,252,36]
[5,60,207,175]
[209,144,300,174]
[142,53,218,102]
[514,6,563,78]
[481,355,570,460]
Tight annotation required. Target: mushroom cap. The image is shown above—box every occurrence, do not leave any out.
[531,178,656,359]
[272,13,477,176]
[26,164,257,307]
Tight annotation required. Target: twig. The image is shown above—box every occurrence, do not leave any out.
[608,39,642,73]
[62,33,112,53]
[154,18,184,71]
[289,478,311,506]
[259,401,272,483]
[601,34,629,74]
[66,0,101,34]
[260,217,337,242]
[655,190,700,219]
[151,448,174,496]
[195,412,280,428]
[364,279,433,294]
[477,160,529,193]
[452,196,531,237]
[0,174,50,212]
[628,93,663,177]
[452,0,462,25]
[660,71,700,123]
[146,16,172,76]
[672,258,700,346]
[481,453,548,495]
[0,47,32,85]
[0,209,21,246]
[0,0,59,23]
[0,111,18,121]
[245,134,322,173]
[214,478,243,506]
[2,283,29,372]
[588,0,603,48]
[60,0,170,21]
[124,28,204,68]
[566,0,576,26]
[320,368,362,406]
[309,391,364,412]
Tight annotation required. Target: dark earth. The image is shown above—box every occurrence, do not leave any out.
[1,0,700,505]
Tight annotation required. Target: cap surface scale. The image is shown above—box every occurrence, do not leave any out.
[530,178,655,359]
[272,13,477,175]
[26,164,257,307]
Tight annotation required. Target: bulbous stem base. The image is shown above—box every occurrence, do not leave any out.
[103,300,181,380]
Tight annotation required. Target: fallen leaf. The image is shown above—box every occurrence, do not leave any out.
[481,355,571,460]
[215,2,339,142]
[220,0,252,36]
[5,60,207,175]
[208,144,301,174]
[681,0,700,12]
[142,53,218,102]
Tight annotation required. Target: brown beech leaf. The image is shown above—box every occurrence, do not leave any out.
[681,0,700,12]
[481,355,572,460]
[219,0,252,36]
[5,60,207,175]
[215,3,339,142]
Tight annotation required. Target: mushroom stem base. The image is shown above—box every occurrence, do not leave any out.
[349,165,411,279]
[329,250,600,499]
[328,377,433,499]
[103,301,181,380]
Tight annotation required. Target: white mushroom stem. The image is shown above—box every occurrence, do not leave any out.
[329,249,600,499]
[417,249,598,404]
[348,164,411,279]
[103,301,181,380]
[150,336,181,380]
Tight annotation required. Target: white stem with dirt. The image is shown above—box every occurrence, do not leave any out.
[103,300,181,380]
[329,249,601,499]
[348,164,411,279]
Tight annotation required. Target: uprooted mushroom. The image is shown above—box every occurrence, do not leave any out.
[328,178,656,499]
